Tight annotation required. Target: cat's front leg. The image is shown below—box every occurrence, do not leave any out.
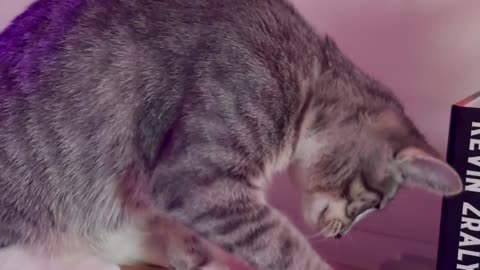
[157,187,333,270]
[203,206,333,270]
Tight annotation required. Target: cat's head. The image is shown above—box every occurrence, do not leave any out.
[290,36,463,239]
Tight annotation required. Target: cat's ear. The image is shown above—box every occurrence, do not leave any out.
[396,147,463,196]
[322,34,341,68]
[324,35,339,51]
[370,108,463,196]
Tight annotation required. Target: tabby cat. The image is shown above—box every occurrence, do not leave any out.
[0,0,462,269]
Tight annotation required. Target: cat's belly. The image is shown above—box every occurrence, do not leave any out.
[96,221,157,266]
[0,213,171,269]
[0,245,120,270]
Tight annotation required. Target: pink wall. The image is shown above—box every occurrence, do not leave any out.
[2,1,480,270]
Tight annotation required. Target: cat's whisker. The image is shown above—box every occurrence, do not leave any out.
[307,231,323,239]
[307,221,337,242]
[345,233,356,246]
[307,220,332,239]
[308,233,331,243]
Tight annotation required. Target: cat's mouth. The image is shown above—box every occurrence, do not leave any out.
[317,208,377,239]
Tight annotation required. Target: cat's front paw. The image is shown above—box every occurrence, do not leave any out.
[168,234,216,270]
[183,235,211,267]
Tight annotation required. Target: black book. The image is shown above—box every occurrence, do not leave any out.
[437,92,480,270]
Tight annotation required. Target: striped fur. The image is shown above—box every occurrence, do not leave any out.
[0,0,462,269]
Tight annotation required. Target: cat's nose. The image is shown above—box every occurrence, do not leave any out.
[335,234,342,239]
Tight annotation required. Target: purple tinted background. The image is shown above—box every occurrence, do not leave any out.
[1,1,480,269]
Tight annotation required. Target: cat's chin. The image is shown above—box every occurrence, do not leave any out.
[337,208,377,238]
[311,207,379,240]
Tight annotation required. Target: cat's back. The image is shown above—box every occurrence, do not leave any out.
[0,0,316,189]
[0,0,311,96]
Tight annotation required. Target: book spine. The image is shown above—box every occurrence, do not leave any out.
[437,106,480,270]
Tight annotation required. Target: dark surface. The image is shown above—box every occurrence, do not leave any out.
[437,105,480,269]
